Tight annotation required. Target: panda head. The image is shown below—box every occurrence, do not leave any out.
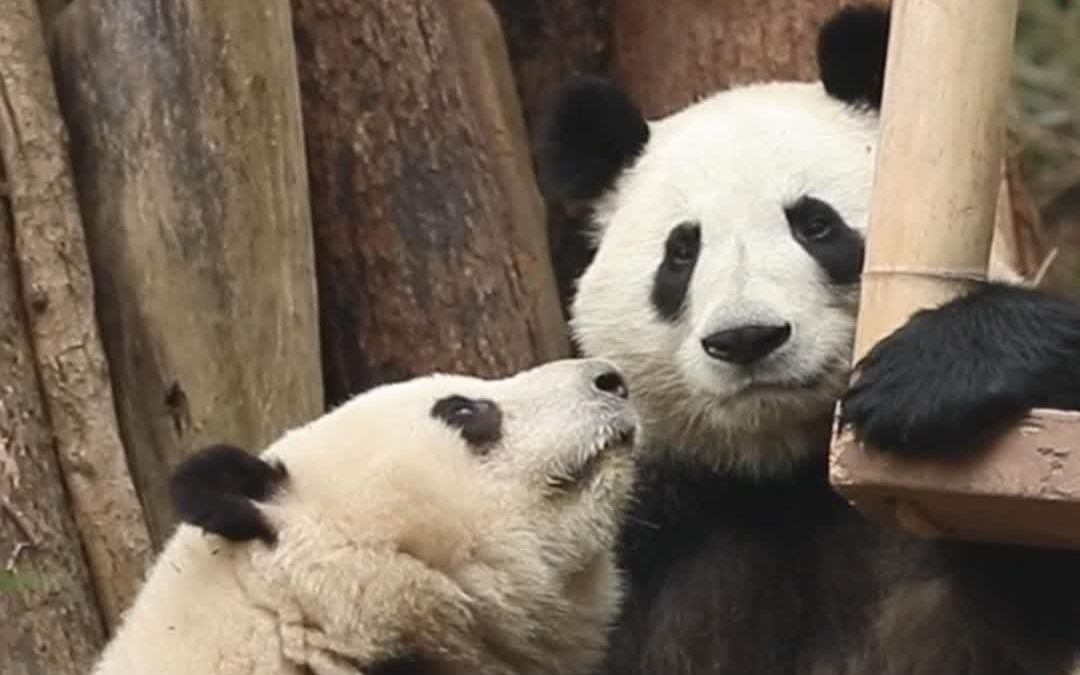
[167,358,638,672]
[172,357,638,565]
[539,5,889,478]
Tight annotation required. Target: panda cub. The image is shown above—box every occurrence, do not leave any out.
[91,359,639,675]
[540,5,1080,675]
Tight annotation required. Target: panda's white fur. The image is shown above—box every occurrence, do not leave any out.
[573,78,1026,480]
[574,81,879,477]
[91,358,638,675]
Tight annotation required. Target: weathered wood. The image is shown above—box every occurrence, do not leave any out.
[0,163,105,675]
[445,0,568,357]
[292,0,569,405]
[611,0,850,116]
[831,409,1080,551]
[0,0,151,628]
[493,0,611,145]
[493,0,612,314]
[49,0,324,547]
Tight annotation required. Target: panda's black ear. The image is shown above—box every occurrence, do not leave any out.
[538,75,650,202]
[817,4,891,109]
[170,443,287,545]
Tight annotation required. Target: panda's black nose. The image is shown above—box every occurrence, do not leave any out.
[701,323,792,365]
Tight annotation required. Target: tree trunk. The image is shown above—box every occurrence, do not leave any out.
[445,0,567,353]
[611,0,850,116]
[292,0,569,406]
[48,0,324,548]
[0,0,151,632]
[0,166,105,675]
[492,0,613,315]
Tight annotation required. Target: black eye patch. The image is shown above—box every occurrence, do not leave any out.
[784,196,864,285]
[651,222,701,321]
[431,395,503,451]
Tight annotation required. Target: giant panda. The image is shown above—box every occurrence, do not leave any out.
[538,5,1080,675]
[91,358,639,675]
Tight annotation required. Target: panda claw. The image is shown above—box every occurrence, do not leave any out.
[840,283,1080,459]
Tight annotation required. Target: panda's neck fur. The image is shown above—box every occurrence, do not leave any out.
[619,451,845,564]
[647,408,837,480]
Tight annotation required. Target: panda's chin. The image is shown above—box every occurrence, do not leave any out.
[639,362,848,477]
[734,373,823,399]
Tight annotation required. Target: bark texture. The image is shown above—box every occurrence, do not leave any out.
[493,0,613,313]
[612,0,852,116]
[292,0,569,406]
[0,0,151,630]
[0,155,105,675]
[49,0,324,547]
[493,0,612,148]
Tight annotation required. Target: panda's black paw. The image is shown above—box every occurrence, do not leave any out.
[839,283,1080,458]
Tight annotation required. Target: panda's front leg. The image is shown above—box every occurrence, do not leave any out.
[839,282,1080,458]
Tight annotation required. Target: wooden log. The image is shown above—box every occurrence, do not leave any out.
[828,0,1080,550]
[445,0,568,353]
[492,0,611,311]
[49,0,324,547]
[0,0,152,629]
[493,0,611,141]
[611,0,850,117]
[0,157,106,675]
[292,0,569,406]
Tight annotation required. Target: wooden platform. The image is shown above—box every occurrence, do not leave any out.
[831,408,1080,550]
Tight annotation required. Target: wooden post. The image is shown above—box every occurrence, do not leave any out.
[49,0,325,548]
[292,0,570,407]
[0,0,152,632]
[830,0,1080,551]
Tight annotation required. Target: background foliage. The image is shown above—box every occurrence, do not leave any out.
[1012,0,1080,203]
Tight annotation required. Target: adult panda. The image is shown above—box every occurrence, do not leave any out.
[539,5,1080,675]
[91,358,639,675]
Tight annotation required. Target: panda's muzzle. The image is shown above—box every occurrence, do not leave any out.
[546,415,638,492]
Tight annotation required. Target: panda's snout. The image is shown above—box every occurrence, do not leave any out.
[701,323,792,365]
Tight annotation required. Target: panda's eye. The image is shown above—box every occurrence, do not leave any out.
[431,395,503,451]
[664,223,701,267]
[800,215,834,240]
[785,196,839,242]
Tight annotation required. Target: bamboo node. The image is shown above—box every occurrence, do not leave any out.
[860,266,988,284]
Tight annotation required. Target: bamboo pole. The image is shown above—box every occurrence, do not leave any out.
[830,0,1080,550]
[851,0,1017,360]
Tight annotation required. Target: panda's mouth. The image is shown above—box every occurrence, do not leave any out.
[742,374,822,395]
[546,419,638,491]
[592,421,638,455]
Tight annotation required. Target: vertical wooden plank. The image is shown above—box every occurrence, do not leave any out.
[50,0,324,546]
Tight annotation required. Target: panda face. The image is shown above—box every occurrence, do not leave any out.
[102,359,639,675]
[572,83,876,475]
[540,6,891,476]
[172,357,639,568]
